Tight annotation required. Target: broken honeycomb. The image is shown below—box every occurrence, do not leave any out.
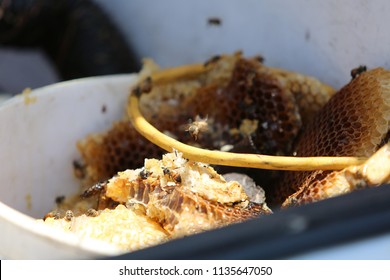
[43,53,390,254]
[274,68,390,206]
[42,152,271,252]
[76,53,335,188]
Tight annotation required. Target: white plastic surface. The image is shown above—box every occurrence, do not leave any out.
[0,75,137,259]
[95,0,390,89]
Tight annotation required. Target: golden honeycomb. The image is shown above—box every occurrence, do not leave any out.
[43,54,390,253]
[77,120,162,185]
[276,68,390,206]
[77,54,335,188]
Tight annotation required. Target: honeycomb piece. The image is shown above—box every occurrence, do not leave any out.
[282,143,390,207]
[271,68,336,125]
[77,121,162,186]
[277,68,390,206]
[102,152,271,237]
[297,68,390,158]
[42,151,272,252]
[185,58,302,155]
[41,204,169,252]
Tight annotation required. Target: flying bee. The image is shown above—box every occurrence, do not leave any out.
[207,17,222,26]
[185,115,209,140]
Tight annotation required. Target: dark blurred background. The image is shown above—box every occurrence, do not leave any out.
[0,0,140,95]
[2,0,389,97]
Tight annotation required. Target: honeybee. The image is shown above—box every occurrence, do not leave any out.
[351,65,367,79]
[86,208,99,217]
[204,55,221,67]
[162,167,182,183]
[185,115,209,140]
[43,211,60,221]
[139,168,150,179]
[81,181,107,198]
[65,210,74,221]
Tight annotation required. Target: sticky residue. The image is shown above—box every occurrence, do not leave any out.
[25,193,32,210]
[21,88,37,105]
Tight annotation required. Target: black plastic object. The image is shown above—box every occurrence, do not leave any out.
[110,185,390,259]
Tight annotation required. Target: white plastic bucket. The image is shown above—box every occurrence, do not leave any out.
[0,75,137,259]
